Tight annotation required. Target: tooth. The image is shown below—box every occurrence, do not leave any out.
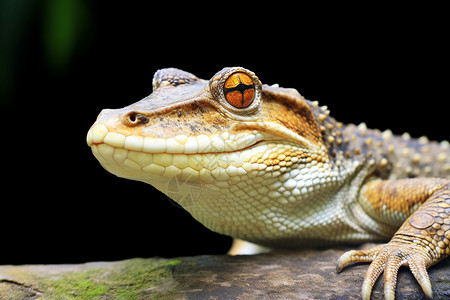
[142,163,165,176]
[153,153,173,167]
[197,134,212,152]
[128,151,153,167]
[184,136,198,153]
[91,124,108,144]
[172,154,189,169]
[211,134,225,152]
[113,148,128,163]
[124,136,144,151]
[104,132,126,148]
[143,137,166,153]
[166,137,184,153]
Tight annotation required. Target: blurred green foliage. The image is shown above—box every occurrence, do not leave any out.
[42,0,90,73]
[0,0,91,107]
[0,0,33,107]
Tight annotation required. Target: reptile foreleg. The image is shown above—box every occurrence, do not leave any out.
[337,178,450,299]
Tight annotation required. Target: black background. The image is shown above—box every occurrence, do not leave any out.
[1,3,448,264]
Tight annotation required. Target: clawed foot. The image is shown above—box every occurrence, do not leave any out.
[336,243,433,300]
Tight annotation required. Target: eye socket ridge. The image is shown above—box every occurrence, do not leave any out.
[209,67,262,116]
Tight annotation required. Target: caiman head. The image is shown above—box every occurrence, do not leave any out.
[87,67,336,246]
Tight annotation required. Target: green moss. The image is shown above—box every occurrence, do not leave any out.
[33,258,183,299]
[38,268,108,299]
[108,258,183,299]
[165,259,182,267]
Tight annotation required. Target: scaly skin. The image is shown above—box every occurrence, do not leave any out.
[87,67,450,299]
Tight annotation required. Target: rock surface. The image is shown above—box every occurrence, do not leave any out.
[0,247,449,299]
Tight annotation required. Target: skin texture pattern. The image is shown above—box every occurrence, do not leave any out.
[87,67,450,299]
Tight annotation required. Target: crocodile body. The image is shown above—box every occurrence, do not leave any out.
[87,67,450,299]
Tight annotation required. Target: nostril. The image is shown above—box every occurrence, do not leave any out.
[123,112,149,126]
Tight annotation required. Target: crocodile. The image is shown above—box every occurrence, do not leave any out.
[87,67,450,299]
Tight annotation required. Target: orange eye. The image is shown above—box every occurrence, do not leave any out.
[223,72,255,108]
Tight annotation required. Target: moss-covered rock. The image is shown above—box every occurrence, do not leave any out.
[0,258,182,299]
[1,249,449,299]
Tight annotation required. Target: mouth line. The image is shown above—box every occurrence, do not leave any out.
[87,123,270,155]
[87,124,306,181]
[91,139,267,155]
[90,138,277,181]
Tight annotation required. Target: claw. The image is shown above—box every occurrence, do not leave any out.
[336,250,355,273]
[409,254,433,299]
[336,245,386,273]
[336,245,387,300]
[337,244,435,300]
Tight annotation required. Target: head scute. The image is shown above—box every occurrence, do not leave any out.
[152,68,200,91]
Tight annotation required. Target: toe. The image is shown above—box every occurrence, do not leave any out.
[336,245,386,273]
[361,252,387,300]
[409,254,433,299]
[383,250,405,300]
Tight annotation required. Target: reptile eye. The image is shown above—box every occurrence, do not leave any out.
[223,72,255,109]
